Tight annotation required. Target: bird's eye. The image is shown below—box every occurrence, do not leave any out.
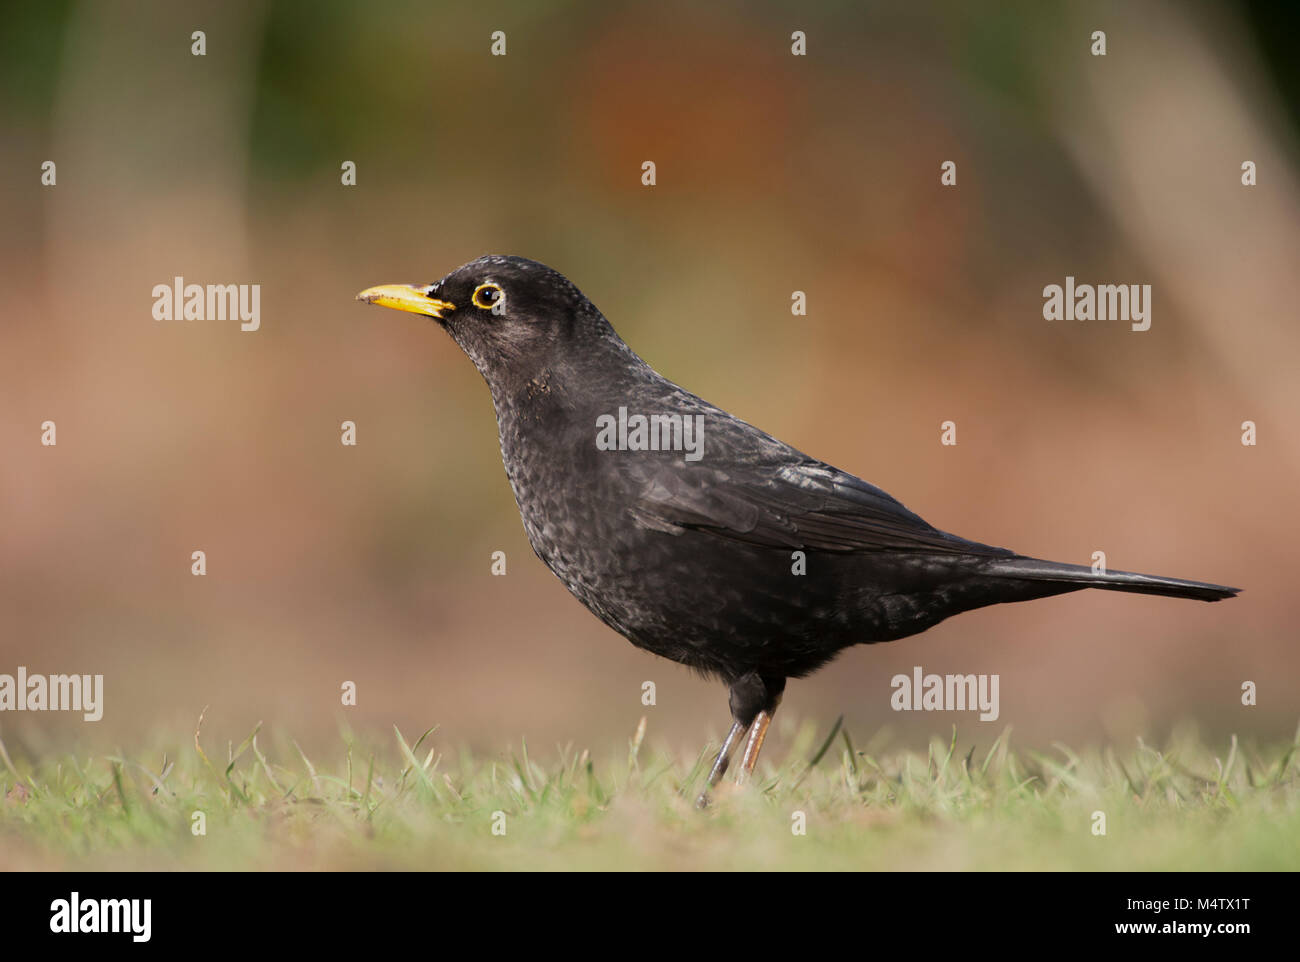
[472,283,503,310]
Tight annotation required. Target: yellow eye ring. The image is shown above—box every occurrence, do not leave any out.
[472,283,504,310]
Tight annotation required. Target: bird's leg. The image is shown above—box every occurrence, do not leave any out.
[736,697,781,784]
[705,721,748,785]
[694,721,749,808]
[694,673,787,805]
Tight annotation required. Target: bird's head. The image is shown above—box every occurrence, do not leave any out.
[358,255,617,390]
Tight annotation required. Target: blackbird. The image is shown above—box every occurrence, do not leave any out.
[359,255,1239,803]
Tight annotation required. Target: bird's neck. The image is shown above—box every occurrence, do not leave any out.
[489,330,650,424]
[487,332,659,500]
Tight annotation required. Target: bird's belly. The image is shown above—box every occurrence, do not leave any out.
[518,505,880,679]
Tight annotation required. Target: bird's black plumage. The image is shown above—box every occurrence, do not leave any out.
[359,255,1239,794]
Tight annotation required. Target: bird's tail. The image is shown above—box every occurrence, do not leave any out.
[982,556,1240,603]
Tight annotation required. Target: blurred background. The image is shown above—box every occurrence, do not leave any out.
[2,0,1297,763]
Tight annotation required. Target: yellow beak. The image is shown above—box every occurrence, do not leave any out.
[356,284,456,319]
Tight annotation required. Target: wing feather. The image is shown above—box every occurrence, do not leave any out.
[629,457,1011,557]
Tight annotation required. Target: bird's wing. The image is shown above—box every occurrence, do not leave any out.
[628,455,1010,557]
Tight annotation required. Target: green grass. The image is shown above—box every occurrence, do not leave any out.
[2,716,1297,871]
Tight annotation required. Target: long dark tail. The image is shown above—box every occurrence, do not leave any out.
[983,556,1240,603]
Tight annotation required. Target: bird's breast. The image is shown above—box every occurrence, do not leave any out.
[493,393,674,629]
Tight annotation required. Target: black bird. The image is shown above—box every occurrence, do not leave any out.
[359,255,1239,803]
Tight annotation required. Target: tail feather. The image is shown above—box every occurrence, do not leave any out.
[984,557,1240,603]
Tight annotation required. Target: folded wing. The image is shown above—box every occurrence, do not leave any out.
[629,455,1012,558]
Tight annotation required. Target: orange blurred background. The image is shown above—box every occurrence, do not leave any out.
[2,0,1297,761]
